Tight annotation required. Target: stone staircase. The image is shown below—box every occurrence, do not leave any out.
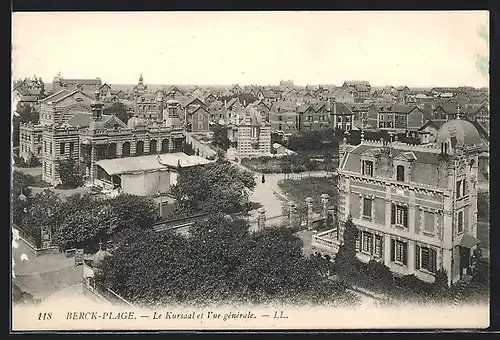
[453,275,473,306]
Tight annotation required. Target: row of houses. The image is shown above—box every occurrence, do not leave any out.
[14,74,489,149]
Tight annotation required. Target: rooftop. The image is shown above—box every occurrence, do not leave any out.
[96,153,213,176]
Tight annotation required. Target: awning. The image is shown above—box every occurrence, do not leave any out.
[458,234,481,248]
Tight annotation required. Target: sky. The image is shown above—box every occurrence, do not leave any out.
[12,11,489,88]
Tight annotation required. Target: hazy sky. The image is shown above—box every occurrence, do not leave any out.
[12,11,489,87]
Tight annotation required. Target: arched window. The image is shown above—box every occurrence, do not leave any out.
[161,139,169,153]
[122,142,130,157]
[149,140,157,154]
[107,143,117,158]
[136,141,144,156]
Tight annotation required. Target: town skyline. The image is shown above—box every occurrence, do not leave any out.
[13,11,489,88]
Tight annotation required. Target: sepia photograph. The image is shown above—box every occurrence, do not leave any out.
[11,10,490,331]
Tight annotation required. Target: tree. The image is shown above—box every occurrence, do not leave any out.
[333,216,360,274]
[52,193,157,253]
[107,194,159,231]
[57,156,83,188]
[103,102,131,124]
[96,214,359,308]
[12,170,34,198]
[169,161,256,215]
[12,171,34,226]
[21,189,63,247]
[212,124,231,151]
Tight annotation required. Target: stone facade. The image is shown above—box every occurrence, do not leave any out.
[233,108,272,159]
[26,90,186,186]
[316,118,486,286]
[52,73,102,93]
[135,94,163,122]
[19,123,44,162]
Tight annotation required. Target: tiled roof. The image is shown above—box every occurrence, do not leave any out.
[297,104,311,113]
[238,107,266,127]
[40,89,73,103]
[225,98,238,109]
[334,102,354,115]
[260,90,276,98]
[341,144,442,184]
[183,97,207,108]
[418,119,446,131]
[65,113,112,128]
[14,87,31,96]
[272,102,297,111]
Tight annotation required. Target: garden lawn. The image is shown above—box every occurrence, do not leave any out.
[278,177,337,212]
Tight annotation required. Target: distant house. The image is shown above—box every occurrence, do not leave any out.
[230,84,244,95]
[342,80,371,94]
[269,102,299,135]
[252,100,271,121]
[332,89,355,104]
[228,107,272,159]
[186,106,210,132]
[417,119,446,144]
[204,92,217,106]
[297,102,331,132]
[331,102,354,131]
[368,104,424,130]
[348,103,372,129]
[182,97,209,132]
[257,89,278,104]
[99,83,112,98]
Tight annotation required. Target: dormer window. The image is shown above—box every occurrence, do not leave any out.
[396,165,405,182]
[362,160,374,176]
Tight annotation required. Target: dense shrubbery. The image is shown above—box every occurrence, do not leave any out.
[96,215,360,308]
[241,154,331,174]
[170,160,256,215]
[13,187,159,252]
[13,152,41,168]
[310,216,489,306]
[56,157,84,189]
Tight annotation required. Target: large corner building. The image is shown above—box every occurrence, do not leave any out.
[313,116,487,286]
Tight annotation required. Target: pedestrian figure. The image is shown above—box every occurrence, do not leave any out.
[261,174,266,184]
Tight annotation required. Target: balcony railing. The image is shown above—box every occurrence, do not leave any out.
[312,228,340,254]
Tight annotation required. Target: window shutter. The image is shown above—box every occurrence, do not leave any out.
[391,204,396,224]
[415,245,421,269]
[362,161,365,175]
[402,242,408,265]
[390,239,395,261]
[430,248,437,273]
[404,207,409,227]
